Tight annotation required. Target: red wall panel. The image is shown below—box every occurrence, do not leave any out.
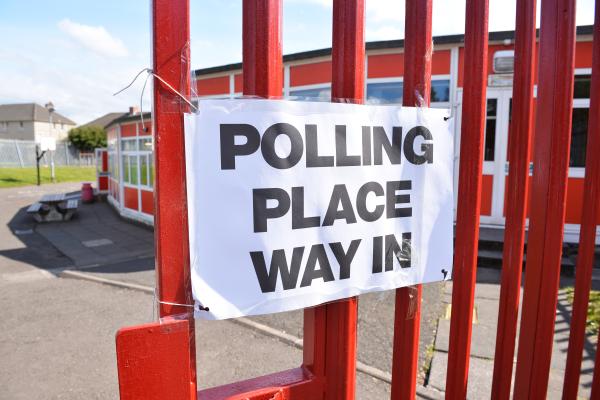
[575,41,593,69]
[432,50,451,75]
[98,176,108,191]
[124,186,139,211]
[290,61,332,86]
[195,75,229,96]
[367,50,450,79]
[101,152,108,172]
[137,121,152,134]
[141,189,154,215]
[368,53,404,78]
[234,74,242,93]
[481,174,494,216]
[121,123,137,138]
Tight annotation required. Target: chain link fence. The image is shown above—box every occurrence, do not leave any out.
[0,139,95,167]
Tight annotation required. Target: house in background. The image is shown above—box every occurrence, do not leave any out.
[81,108,138,130]
[0,102,76,142]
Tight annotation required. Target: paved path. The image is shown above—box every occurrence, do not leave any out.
[0,184,444,399]
[2,183,597,398]
[427,268,598,399]
[1,271,417,399]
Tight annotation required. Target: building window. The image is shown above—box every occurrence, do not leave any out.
[139,137,153,150]
[484,98,497,162]
[121,139,137,151]
[367,81,402,104]
[140,155,149,186]
[0,122,6,131]
[121,136,153,189]
[18,121,24,130]
[570,107,589,167]
[569,73,592,168]
[122,155,130,183]
[573,74,591,99]
[122,154,139,185]
[289,86,331,102]
[431,79,450,102]
[149,157,155,187]
[129,155,138,185]
[366,79,450,105]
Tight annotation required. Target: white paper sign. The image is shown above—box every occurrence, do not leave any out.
[185,99,454,320]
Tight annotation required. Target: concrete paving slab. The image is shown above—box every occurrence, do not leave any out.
[428,350,580,399]
[428,351,494,399]
[429,269,597,398]
[437,319,497,360]
[75,256,156,287]
[79,259,448,384]
[0,183,77,273]
[0,271,397,399]
[36,202,154,267]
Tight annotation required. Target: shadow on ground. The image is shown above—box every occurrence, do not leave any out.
[1,191,155,276]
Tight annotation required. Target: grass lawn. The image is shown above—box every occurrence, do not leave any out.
[0,166,96,188]
[566,287,600,332]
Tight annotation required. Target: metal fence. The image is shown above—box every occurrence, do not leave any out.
[0,139,95,167]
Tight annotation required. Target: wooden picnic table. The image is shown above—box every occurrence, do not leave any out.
[28,193,78,222]
[40,193,66,205]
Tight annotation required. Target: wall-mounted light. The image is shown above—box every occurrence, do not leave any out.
[493,50,515,74]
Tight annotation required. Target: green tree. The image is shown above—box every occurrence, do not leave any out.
[68,126,107,152]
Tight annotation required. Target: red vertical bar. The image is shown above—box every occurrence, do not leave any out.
[242,2,331,398]
[308,1,364,399]
[243,0,283,98]
[513,0,577,397]
[490,0,536,398]
[444,0,488,398]
[562,2,600,398]
[151,0,196,398]
[390,1,432,398]
[331,0,365,102]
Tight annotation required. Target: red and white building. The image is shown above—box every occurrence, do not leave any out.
[101,26,595,241]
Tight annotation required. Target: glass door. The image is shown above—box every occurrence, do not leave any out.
[453,88,511,225]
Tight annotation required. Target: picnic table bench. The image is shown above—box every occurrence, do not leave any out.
[27,193,78,222]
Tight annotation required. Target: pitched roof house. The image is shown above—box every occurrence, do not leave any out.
[81,112,129,130]
[0,103,77,142]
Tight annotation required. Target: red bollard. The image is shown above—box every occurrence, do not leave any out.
[81,182,94,203]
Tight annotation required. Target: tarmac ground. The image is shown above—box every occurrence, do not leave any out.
[0,182,597,399]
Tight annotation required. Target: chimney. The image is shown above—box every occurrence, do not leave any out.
[129,106,140,115]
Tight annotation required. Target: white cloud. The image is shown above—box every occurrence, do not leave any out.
[58,18,128,58]
[367,26,402,41]
[0,41,151,124]
[367,0,404,23]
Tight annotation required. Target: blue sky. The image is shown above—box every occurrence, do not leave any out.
[0,0,595,123]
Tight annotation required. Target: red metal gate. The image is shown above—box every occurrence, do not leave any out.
[115,0,600,398]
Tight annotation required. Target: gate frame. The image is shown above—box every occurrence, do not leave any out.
[115,0,600,399]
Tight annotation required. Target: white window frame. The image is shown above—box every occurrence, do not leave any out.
[568,69,592,178]
[120,138,139,188]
